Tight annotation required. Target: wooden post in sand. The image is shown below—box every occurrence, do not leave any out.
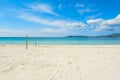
[35,41,37,47]
[26,35,28,49]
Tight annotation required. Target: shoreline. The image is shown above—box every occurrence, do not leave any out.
[0,44,120,47]
[0,44,120,46]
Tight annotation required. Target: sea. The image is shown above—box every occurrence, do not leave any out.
[0,37,120,45]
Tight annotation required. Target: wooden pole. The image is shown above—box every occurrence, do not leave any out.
[35,41,36,47]
[26,35,28,49]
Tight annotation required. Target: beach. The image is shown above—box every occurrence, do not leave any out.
[0,45,120,80]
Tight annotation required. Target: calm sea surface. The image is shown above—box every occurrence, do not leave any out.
[0,37,120,45]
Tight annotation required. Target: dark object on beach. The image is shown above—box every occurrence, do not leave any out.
[26,35,28,49]
[35,41,37,47]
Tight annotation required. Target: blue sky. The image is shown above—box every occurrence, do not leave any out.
[0,0,120,37]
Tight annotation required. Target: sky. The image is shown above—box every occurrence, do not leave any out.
[0,0,120,37]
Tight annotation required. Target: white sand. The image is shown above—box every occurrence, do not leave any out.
[0,45,120,80]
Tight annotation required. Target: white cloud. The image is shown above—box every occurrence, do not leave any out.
[28,3,59,16]
[18,13,87,28]
[41,28,65,33]
[78,8,91,14]
[18,13,66,27]
[87,14,120,31]
[76,3,96,15]
[0,29,36,37]
[85,13,102,19]
[75,3,85,7]
[88,4,95,7]
[58,4,62,9]
[36,28,68,37]
[0,29,12,33]
[67,22,87,28]
[87,18,104,24]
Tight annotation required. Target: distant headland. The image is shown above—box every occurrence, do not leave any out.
[66,33,120,38]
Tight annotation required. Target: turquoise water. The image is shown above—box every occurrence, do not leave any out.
[0,37,120,45]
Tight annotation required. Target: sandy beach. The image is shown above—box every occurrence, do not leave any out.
[0,45,120,80]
